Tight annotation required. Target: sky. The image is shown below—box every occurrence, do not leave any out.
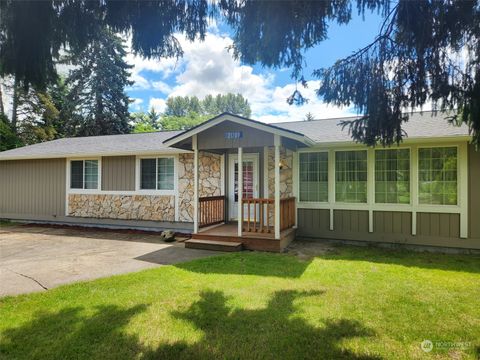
[126,10,385,123]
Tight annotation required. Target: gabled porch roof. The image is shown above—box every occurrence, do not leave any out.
[163,112,316,150]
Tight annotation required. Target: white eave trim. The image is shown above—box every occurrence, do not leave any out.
[0,149,191,161]
[304,135,472,149]
[162,114,316,147]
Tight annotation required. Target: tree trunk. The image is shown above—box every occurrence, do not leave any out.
[11,74,20,133]
[0,81,5,117]
[95,91,104,134]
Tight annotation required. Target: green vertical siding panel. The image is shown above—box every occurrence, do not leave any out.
[468,145,480,238]
[392,213,402,234]
[418,213,428,236]
[374,212,383,232]
[430,213,440,237]
[351,210,359,232]
[449,214,460,238]
[385,212,394,233]
[402,212,411,235]
[0,159,66,219]
[439,213,450,237]
[102,156,136,191]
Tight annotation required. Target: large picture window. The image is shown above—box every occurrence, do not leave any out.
[375,149,410,204]
[418,147,457,205]
[299,152,328,202]
[140,157,174,190]
[335,150,367,203]
[70,160,98,189]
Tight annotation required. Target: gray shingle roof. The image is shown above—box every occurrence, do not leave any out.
[0,111,471,160]
[274,111,470,143]
[0,130,183,160]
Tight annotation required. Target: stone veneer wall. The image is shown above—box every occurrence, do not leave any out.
[178,151,222,222]
[267,146,293,198]
[68,152,221,223]
[68,194,175,221]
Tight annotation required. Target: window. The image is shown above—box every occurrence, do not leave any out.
[335,150,367,203]
[140,157,174,190]
[234,160,255,201]
[375,149,410,204]
[70,160,98,189]
[418,147,457,205]
[299,152,328,202]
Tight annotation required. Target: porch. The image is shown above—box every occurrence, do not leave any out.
[191,196,296,252]
[163,113,313,251]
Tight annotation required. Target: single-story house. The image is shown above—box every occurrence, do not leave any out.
[1,112,479,251]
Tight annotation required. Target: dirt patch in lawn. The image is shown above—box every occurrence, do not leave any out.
[286,240,338,260]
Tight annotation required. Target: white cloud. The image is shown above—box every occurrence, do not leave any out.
[168,33,351,122]
[168,33,273,106]
[151,80,172,94]
[128,73,151,90]
[253,81,353,123]
[125,32,351,122]
[149,97,167,113]
[125,37,180,91]
[126,52,179,81]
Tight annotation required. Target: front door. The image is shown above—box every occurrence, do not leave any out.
[228,154,259,220]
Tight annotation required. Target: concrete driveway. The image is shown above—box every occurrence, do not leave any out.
[0,224,219,297]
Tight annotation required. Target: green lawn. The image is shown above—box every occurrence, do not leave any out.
[1,246,479,359]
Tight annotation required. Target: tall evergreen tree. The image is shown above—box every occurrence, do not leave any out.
[147,107,161,130]
[1,75,63,144]
[304,112,315,121]
[131,107,162,133]
[0,113,22,150]
[66,28,132,136]
[2,1,479,146]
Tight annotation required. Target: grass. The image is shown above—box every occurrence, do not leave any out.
[0,219,15,227]
[0,246,479,359]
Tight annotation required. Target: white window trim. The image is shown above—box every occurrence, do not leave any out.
[417,144,459,206]
[295,141,468,238]
[373,147,412,205]
[333,148,369,205]
[297,149,329,203]
[135,155,177,196]
[66,157,102,194]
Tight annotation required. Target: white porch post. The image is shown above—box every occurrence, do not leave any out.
[274,135,281,239]
[237,147,243,237]
[193,134,199,233]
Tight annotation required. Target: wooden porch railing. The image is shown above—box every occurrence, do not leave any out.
[242,198,274,233]
[241,197,296,233]
[199,195,225,228]
[280,197,296,231]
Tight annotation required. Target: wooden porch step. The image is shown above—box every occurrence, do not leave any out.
[185,239,243,252]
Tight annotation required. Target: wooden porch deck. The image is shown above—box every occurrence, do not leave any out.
[192,223,296,252]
